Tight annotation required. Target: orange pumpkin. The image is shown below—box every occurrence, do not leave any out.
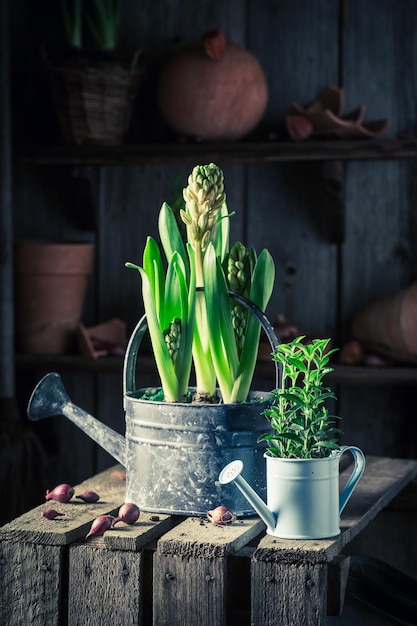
[157,30,268,141]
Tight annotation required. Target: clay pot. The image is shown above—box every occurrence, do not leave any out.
[351,282,417,364]
[157,30,268,140]
[14,241,94,354]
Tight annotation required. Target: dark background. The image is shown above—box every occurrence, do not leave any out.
[6,0,417,524]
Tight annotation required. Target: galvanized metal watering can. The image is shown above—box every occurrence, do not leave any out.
[27,294,281,516]
[219,446,366,539]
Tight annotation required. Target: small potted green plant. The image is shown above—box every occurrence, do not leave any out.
[220,336,366,538]
[258,336,340,459]
[46,0,142,144]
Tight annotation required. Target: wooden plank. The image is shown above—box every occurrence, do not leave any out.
[21,139,417,166]
[153,516,264,626]
[251,557,327,626]
[327,555,351,617]
[247,0,340,339]
[68,508,175,626]
[0,542,64,626]
[339,0,417,458]
[68,538,142,626]
[0,465,126,626]
[0,464,126,545]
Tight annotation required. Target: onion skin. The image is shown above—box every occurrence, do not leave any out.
[207,505,235,526]
[45,483,75,503]
[112,503,140,526]
[43,509,65,520]
[85,515,115,539]
[76,490,100,503]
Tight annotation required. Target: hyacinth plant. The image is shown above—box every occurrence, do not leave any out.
[126,163,275,404]
[258,337,341,458]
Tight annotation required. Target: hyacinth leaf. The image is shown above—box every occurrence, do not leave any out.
[129,266,178,401]
[212,202,230,262]
[142,237,165,319]
[164,252,186,328]
[192,286,217,396]
[203,243,239,403]
[126,251,194,402]
[174,253,196,395]
[231,248,275,402]
[158,202,189,278]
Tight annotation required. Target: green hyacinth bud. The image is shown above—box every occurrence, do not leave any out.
[226,242,250,296]
[231,305,246,350]
[164,318,181,363]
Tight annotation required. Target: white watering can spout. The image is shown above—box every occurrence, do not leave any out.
[219,460,276,533]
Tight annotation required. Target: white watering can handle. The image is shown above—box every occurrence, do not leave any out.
[123,291,282,397]
[339,445,366,514]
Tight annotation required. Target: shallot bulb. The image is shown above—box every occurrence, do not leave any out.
[43,508,65,520]
[112,503,140,526]
[207,505,235,526]
[76,490,100,503]
[85,515,115,539]
[45,483,74,503]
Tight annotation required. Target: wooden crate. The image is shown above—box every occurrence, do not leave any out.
[1,457,417,626]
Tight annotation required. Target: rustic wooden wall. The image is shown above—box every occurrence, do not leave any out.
[8,0,417,490]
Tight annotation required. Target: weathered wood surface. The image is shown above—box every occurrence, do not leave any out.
[67,499,176,626]
[0,465,124,626]
[21,139,417,166]
[1,457,417,626]
[250,456,417,626]
[0,464,127,545]
[153,516,265,626]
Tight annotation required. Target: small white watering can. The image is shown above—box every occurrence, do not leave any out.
[219,446,366,539]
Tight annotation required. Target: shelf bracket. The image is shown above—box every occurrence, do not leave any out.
[321,160,346,244]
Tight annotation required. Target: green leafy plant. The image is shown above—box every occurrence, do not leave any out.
[126,163,275,404]
[258,336,341,458]
[62,0,120,51]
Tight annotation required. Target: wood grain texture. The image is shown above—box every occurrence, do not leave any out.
[153,516,264,626]
[0,465,126,545]
[0,542,63,626]
[339,0,417,457]
[68,540,142,626]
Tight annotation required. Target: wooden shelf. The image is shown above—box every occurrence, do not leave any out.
[20,138,417,166]
[15,353,417,386]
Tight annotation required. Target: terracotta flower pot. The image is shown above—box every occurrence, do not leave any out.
[352,282,417,364]
[157,30,268,140]
[14,241,94,354]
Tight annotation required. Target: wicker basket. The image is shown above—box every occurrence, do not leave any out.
[47,54,142,145]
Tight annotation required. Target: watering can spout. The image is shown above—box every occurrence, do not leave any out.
[27,372,127,467]
[219,461,276,533]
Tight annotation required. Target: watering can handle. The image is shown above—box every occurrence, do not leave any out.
[123,292,282,396]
